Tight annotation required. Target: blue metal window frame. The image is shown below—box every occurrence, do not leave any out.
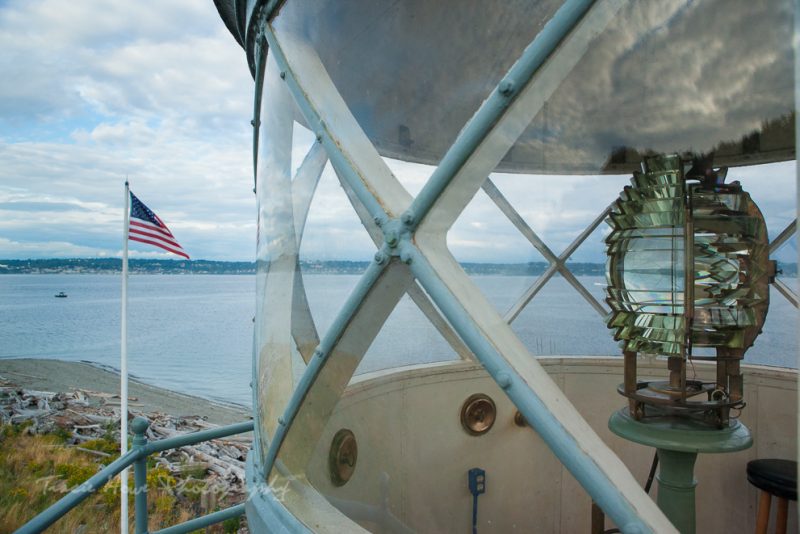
[251,0,676,532]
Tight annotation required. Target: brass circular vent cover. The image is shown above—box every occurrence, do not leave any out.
[329,429,358,486]
[460,393,496,435]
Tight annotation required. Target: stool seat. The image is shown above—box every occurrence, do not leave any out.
[747,459,797,501]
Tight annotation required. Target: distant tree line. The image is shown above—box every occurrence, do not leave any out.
[0,258,254,274]
[0,258,795,277]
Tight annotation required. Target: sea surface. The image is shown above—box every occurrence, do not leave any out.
[0,274,796,407]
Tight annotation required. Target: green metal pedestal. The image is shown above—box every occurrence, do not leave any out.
[609,408,752,534]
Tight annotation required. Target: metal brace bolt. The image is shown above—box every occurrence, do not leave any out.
[400,250,413,264]
[401,210,416,226]
[280,71,286,79]
[385,230,399,248]
[373,216,384,227]
[496,372,512,389]
[374,251,388,265]
[499,79,515,97]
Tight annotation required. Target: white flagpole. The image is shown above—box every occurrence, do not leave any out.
[120,180,130,533]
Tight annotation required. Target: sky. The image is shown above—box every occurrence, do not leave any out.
[0,0,796,263]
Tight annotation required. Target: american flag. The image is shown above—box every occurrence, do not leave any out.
[128,192,189,259]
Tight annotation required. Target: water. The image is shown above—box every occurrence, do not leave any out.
[0,274,795,407]
[0,274,254,406]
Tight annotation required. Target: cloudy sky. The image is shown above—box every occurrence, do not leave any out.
[0,0,255,260]
[0,0,796,263]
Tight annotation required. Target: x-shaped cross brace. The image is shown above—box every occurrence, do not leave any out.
[250,1,675,531]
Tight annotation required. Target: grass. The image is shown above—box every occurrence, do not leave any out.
[0,423,241,533]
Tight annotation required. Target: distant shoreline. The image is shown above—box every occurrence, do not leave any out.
[0,358,250,426]
[2,258,798,277]
[0,258,615,276]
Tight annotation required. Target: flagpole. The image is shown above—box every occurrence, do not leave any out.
[120,180,130,533]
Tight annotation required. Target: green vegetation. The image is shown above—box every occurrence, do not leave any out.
[0,423,241,533]
[81,437,119,464]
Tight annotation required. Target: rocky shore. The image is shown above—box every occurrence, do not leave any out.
[0,358,250,425]
[0,358,253,531]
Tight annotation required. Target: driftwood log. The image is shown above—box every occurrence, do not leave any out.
[0,375,252,499]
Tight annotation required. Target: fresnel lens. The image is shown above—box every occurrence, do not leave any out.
[606,154,774,427]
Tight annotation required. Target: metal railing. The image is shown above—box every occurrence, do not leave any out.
[16,417,254,534]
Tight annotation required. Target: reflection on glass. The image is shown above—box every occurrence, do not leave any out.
[271,0,794,174]
[229,0,794,528]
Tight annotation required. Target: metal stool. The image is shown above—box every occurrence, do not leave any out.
[747,459,797,534]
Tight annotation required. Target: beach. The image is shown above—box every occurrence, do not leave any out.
[0,358,250,426]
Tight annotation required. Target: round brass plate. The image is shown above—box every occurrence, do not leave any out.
[329,429,357,487]
[460,393,496,436]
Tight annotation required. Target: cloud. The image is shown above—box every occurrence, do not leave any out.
[0,237,108,258]
[445,160,795,263]
[0,0,794,264]
[0,201,84,212]
[0,0,239,124]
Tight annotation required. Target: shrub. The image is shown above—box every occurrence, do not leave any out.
[55,463,96,488]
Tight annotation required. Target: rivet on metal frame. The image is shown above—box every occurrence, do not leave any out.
[329,429,358,486]
[514,410,528,427]
[460,394,497,436]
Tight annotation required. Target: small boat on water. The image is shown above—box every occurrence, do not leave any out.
[54,292,67,298]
